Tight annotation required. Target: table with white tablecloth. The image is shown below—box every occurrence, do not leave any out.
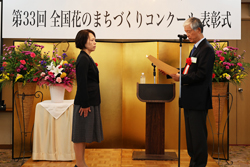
[32,100,75,161]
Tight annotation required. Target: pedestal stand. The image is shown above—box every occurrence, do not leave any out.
[14,91,43,165]
[208,92,233,165]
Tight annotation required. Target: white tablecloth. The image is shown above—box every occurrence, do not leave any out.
[32,100,75,161]
[39,100,74,119]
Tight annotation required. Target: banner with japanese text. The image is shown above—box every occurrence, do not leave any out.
[2,0,241,40]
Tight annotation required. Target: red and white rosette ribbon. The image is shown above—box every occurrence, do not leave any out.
[183,58,192,74]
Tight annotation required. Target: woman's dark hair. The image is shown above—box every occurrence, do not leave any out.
[75,29,96,49]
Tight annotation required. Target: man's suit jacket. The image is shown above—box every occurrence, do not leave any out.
[180,39,215,111]
[74,51,101,108]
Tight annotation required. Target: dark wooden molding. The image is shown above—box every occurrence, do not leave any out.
[0,109,12,112]
[0,144,12,149]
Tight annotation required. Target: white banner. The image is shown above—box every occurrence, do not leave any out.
[3,0,241,40]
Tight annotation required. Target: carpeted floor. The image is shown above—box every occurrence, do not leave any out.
[0,146,249,167]
[215,146,250,167]
[0,149,28,167]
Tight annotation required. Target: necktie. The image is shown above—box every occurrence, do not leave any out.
[190,45,196,56]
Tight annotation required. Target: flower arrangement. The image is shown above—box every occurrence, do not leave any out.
[34,45,76,92]
[0,39,46,88]
[212,40,250,84]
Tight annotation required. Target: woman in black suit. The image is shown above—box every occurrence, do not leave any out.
[72,29,103,167]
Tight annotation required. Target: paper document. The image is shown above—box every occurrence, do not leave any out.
[146,55,179,75]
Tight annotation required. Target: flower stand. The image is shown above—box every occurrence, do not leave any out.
[208,82,233,163]
[14,82,43,165]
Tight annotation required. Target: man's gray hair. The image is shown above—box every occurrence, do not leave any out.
[183,17,203,33]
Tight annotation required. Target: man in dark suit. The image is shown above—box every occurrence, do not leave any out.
[170,17,215,167]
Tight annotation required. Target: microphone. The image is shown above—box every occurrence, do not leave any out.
[177,34,187,39]
[151,63,156,84]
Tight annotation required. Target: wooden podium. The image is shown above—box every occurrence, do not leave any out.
[133,83,178,160]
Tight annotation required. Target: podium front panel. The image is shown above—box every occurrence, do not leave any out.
[137,83,175,102]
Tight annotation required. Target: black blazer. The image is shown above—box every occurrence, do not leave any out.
[74,51,101,108]
[180,39,215,110]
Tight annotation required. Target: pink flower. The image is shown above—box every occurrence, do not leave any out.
[223,47,229,51]
[16,68,21,72]
[33,78,38,81]
[20,60,26,64]
[216,50,223,55]
[56,77,62,83]
[226,75,231,80]
[40,72,46,77]
[45,76,49,80]
[48,71,54,76]
[219,57,225,61]
[2,62,7,67]
[237,63,242,67]
[30,52,36,58]
[226,66,230,69]
[8,46,16,50]
[23,67,27,70]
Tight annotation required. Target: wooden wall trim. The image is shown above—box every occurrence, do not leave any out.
[0,144,12,149]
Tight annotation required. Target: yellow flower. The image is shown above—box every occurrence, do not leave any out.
[15,74,24,82]
[63,61,68,65]
[0,73,10,82]
[60,72,67,78]
[222,73,229,78]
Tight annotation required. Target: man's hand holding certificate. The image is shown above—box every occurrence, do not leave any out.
[146,55,179,75]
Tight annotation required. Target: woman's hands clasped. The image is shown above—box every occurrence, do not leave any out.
[79,107,91,117]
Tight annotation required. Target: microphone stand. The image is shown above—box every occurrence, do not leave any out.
[151,63,156,84]
[177,34,187,167]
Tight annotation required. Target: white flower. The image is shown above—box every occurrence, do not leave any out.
[50,65,64,77]
[47,62,54,71]
[60,60,64,65]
